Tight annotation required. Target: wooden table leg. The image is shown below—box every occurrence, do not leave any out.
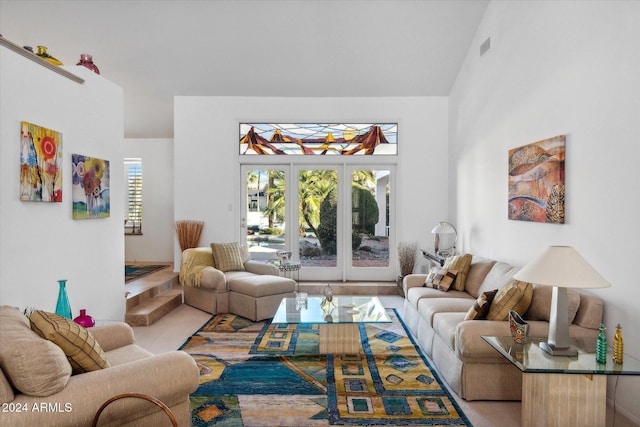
[521,373,606,427]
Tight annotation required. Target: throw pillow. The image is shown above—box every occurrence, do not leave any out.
[443,254,473,291]
[424,267,458,292]
[0,306,71,397]
[30,310,110,375]
[464,289,498,320]
[486,280,534,321]
[211,242,246,272]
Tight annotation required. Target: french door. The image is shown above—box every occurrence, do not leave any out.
[241,164,395,281]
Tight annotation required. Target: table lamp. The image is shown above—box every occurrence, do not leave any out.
[431,222,457,257]
[513,246,610,356]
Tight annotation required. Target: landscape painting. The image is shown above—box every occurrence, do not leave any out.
[20,121,63,202]
[239,123,397,155]
[72,154,110,219]
[508,135,565,223]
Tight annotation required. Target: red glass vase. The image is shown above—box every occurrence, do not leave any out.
[74,309,95,328]
[77,54,100,74]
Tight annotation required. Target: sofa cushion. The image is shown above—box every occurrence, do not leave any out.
[573,293,604,330]
[486,280,533,321]
[424,267,458,291]
[464,289,498,320]
[30,310,110,375]
[525,285,581,323]
[417,298,475,327]
[465,258,497,298]
[406,286,475,309]
[443,254,473,291]
[476,261,521,295]
[432,312,467,352]
[211,242,246,272]
[0,306,72,397]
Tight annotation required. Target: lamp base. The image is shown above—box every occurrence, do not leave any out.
[539,341,578,357]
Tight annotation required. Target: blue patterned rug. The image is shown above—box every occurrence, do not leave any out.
[179,309,472,426]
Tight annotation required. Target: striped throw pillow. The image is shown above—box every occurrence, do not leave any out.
[211,242,246,272]
[29,310,109,375]
[486,280,533,321]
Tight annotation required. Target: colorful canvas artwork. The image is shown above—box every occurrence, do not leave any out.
[72,154,110,219]
[20,121,63,202]
[239,123,397,155]
[508,135,565,223]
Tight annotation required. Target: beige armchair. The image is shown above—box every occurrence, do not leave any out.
[179,245,295,320]
[0,306,198,427]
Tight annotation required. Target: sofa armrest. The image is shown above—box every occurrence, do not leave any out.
[245,260,279,276]
[91,322,135,352]
[5,351,198,427]
[403,274,427,297]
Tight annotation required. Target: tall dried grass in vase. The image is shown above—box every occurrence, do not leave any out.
[175,220,204,251]
[397,241,418,296]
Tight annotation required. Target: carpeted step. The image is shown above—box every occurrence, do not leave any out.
[125,288,182,327]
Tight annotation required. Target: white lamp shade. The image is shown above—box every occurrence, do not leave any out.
[513,246,610,289]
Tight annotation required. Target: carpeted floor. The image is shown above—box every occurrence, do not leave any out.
[179,309,472,427]
[124,264,169,283]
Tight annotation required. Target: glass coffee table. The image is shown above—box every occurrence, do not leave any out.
[483,336,640,427]
[272,295,391,354]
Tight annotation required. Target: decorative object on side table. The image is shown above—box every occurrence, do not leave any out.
[36,45,63,65]
[77,53,100,74]
[74,309,95,328]
[431,221,457,258]
[596,323,607,364]
[323,283,334,302]
[508,310,529,344]
[613,323,624,364]
[55,279,72,319]
[513,245,610,356]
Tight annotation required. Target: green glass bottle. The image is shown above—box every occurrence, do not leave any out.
[55,279,72,319]
[596,323,607,364]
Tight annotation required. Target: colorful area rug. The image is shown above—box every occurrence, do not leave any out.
[179,309,472,426]
[124,264,169,283]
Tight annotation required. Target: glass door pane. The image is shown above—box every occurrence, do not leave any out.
[298,169,338,268]
[243,168,286,260]
[351,169,390,268]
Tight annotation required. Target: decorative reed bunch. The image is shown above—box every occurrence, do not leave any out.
[174,220,204,251]
[397,241,418,277]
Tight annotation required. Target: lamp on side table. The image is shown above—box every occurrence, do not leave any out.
[513,245,610,356]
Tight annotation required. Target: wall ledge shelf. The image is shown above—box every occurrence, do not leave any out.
[0,35,85,84]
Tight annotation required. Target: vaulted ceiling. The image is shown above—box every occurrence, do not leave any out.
[0,0,488,138]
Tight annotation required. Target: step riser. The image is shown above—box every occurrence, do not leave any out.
[126,275,179,312]
[125,292,182,327]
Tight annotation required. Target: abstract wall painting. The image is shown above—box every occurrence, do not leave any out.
[508,135,565,224]
[72,154,110,219]
[239,123,397,155]
[20,121,63,202]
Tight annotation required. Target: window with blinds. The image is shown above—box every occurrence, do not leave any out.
[125,158,143,235]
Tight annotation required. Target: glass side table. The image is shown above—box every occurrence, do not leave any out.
[275,262,301,292]
[482,336,640,427]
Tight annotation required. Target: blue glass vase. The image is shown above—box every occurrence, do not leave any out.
[55,279,72,319]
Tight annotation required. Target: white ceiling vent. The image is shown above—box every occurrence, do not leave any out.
[480,37,491,56]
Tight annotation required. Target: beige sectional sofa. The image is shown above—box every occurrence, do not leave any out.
[402,255,604,401]
[0,306,198,426]
[180,244,295,321]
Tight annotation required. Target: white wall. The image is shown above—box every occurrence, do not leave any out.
[450,1,640,422]
[124,138,174,262]
[173,97,449,274]
[0,46,125,321]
